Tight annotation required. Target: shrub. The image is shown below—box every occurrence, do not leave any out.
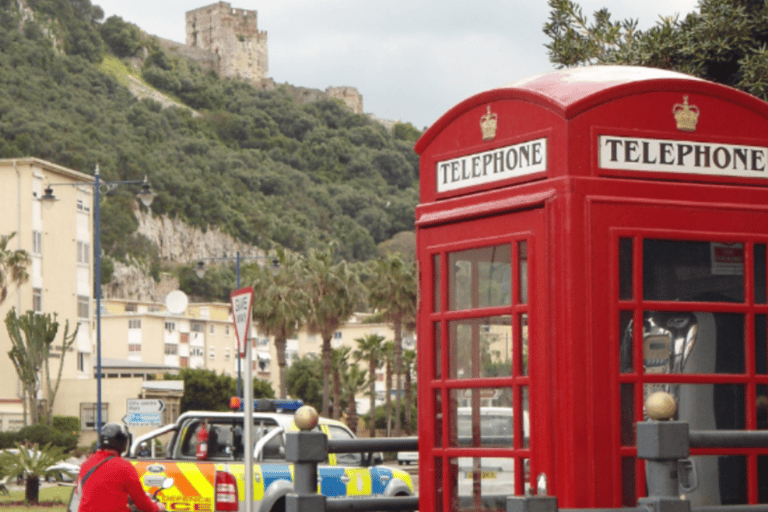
[52,415,80,434]
[15,424,78,453]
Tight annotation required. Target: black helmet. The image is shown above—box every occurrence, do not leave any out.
[100,423,129,453]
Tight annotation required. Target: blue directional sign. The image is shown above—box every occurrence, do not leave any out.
[124,412,162,426]
[123,399,165,426]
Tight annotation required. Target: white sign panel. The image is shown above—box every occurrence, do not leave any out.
[126,399,165,414]
[598,135,768,179]
[436,138,547,193]
[123,412,162,426]
[231,287,254,358]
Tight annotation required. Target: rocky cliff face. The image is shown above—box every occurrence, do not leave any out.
[102,208,266,302]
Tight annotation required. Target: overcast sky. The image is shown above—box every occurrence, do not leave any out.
[94,0,699,129]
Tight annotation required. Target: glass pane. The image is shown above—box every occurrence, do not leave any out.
[642,311,744,375]
[619,237,633,300]
[621,457,636,507]
[643,239,744,302]
[435,457,444,512]
[449,245,512,311]
[449,316,512,379]
[756,244,766,304]
[435,390,443,447]
[681,455,746,506]
[519,313,529,376]
[434,253,442,312]
[758,385,767,430]
[620,383,635,446]
[434,322,443,379]
[518,241,528,304]
[519,386,530,449]
[643,383,745,429]
[449,388,513,447]
[451,455,515,512]
[757,315,766,375]
[619,310,633,373]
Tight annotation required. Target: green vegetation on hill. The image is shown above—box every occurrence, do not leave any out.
[0,1,421,273]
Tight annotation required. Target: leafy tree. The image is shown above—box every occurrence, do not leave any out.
[5,310,77,426]
[330,347,351,420]
[285,355,323,411]
[367,255,417,437]
[252,377,275,399]
[382,340,394,435]
[353,333,385,437]
[543,0,768,100]
[244,249,308,398]
[304,248,361,417]
[0,232,30,305]
[163,368,237,412]
[0,442,68,503]
[99,16,143,57]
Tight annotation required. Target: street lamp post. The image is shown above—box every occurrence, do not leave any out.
[196,252,277,398]
[42,165,156,436]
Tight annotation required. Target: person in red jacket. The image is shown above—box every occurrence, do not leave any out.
[76,423,166,512]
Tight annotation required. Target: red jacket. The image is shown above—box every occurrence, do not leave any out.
[77,449,159,512]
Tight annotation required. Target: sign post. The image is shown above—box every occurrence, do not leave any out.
[231,287,254,512]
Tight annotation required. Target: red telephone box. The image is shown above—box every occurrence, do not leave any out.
[414,66,768,512]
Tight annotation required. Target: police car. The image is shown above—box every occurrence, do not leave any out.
[125,399,414,512]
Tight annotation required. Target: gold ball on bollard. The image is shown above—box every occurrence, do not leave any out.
[646,391,677,420]
[294,405,320,431]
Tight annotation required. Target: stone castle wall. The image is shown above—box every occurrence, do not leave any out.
[185,2,268,86]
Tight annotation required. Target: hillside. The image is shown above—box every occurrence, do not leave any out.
[0,0,421,293]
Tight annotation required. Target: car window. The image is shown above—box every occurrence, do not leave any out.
[326,424,361,466]
[179,418,280,460]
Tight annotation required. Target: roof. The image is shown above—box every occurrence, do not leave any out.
[416,65,766,155]
[100,358,178,371]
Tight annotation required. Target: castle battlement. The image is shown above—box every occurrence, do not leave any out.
[185,1,268,85]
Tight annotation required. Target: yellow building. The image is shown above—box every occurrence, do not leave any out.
[0,158,95,432]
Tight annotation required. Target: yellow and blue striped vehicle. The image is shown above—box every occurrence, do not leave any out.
[125,400,414,512]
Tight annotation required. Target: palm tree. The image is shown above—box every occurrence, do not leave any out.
[353,333,385,437]
[0,442,67,503]
[402,348,417,435]
[304,248,362,418]
[382,340,394,436]
[331,347,351,420]
[243,249,308,398]
[0,232,31,305]
[343,365,369,435]
[368,254,417,436]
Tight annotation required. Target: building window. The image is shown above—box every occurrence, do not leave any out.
[165,321,176,331]
[128,319,141,329]
[77,351,86,372]
[209,347,215,360]
[32,231,42,255]
[190,347,203,357]
[80,402,108,430]
[128,344,141,352]
[210,324,215,334]
[225,348,231,360]
[125,303,137,312]
[76,198,90,212]
[191,322,205,333]
[77,241,89,264]
[226,326,230,336]
[33,288,42,312]
[77,295,89,319]
[164,344,177,355]
[333,332,342,339]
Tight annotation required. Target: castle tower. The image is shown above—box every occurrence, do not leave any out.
[186,2,268,85]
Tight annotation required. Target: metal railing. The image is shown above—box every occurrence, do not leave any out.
[511,420,768,512]
[285,427,418,512]
[284,409,768,512]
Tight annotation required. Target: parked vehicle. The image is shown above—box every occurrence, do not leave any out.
[66,399,414,512]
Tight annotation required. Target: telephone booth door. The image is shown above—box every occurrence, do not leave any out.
[590,196,768,506]
[417,206,547,512]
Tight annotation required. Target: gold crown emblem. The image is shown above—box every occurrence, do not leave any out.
[673,96,700,132]
[480,105,498,141]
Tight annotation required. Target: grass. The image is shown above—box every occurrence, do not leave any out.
[98,54,145,88]
[0,485,73,512]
